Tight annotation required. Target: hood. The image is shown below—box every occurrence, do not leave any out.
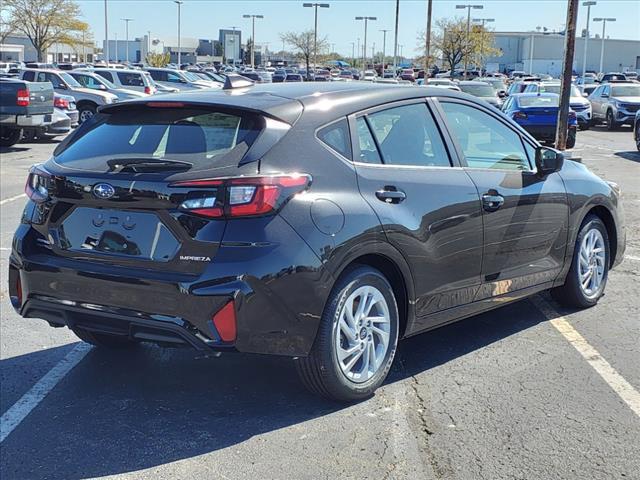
[570,96,589,107]
[71,87,118,101]
[612,96,640,103]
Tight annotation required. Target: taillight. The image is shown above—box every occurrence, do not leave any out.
[513,111,528,120]
[54,97,70,109]
[25,165,53,203]
[171,174,311,219]
[17,88,30,106]
[212,301,237,342]
[568,111,577,120]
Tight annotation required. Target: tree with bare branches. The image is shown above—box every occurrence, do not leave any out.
[280,30,327,79]
[0,4,18,43]
[4,0,85,61]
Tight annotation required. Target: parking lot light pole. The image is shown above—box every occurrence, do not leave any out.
[393,0,399,76]
[456,4,483,79]
[303,3,330,70]
[174,1,183,67]
[104,0,109,64]
[593,17,616,74]
[242,14,264,69]
[379,29,389,67]
[121,18,133,63]
[581,1,597,77]
[355,16,377,69]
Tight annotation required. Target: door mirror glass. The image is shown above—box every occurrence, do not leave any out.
[535,146,564,175]
[601,93,609,98]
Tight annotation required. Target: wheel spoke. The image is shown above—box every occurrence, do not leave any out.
[581,270,593,289]
[360,341,370,375]
[353,288,370,321]
[367,315,388,324]
[339,317,356,342]
[371,325,389,348]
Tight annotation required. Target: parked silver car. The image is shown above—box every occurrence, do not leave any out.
[92,68,158,95]
[67,71,147,101]
[589,82,640,130]
[20,69,117,123]
[145,68,221,91]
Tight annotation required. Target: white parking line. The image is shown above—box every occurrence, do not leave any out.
[0,343,92,443]
[533,296,640,418]
[0,193,26,206]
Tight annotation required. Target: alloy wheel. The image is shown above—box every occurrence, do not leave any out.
[578,228,606,299]
[334,285,391,383]
[79,109,94,123]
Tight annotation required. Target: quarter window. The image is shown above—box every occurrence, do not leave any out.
[366,103,450,167]
[95,71,114,82]
[356,117,382,164]
[441,102,531,170]
[317,119,351,159]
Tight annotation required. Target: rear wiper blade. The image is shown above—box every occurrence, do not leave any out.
[107,157,193,172]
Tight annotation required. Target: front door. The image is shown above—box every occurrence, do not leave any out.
[350,100,484,327]
[437,99,569,301]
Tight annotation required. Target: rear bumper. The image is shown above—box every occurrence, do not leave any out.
[9,214,329,357]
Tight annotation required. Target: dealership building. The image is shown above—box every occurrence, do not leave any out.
[484,31,640,76]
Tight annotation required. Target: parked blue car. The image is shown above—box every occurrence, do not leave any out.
[501,93,577,148]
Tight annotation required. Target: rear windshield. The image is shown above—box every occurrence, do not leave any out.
[538,84,581,97]
[54,107,262,171]
[518,96,559,107]
[460,84,495,96]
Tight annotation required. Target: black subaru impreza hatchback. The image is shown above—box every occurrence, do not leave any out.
[10,78,625,401]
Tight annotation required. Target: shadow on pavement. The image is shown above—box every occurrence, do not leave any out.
[614,151,640,163]
[0,146,31,154]
[0,297,549,479]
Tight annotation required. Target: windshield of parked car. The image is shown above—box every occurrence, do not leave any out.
[611,85,640,97]
[54,108,263,171]
[59,72,82,88]
[518,95,559,107]
[538,84,581,97]
[93,74,117,89]
[181,71,202,82]
[460,84,495,97]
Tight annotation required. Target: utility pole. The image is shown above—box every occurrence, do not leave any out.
[104,0,109,64]
[351,42,355,67]
[593,17,616,74]
[355,16,377,70]
[393,0,399,76]
[303,3,330,70]
[379,29,389,67]
[174,1,183,67]
[529,32,535,73]
[456,4,483,79]
[357,37,360,69]
[372,42,376,64]
[243,14,264,68]
[425,0,433,75]
[556,0,579,150]
[581,1,596,77]
[121,18,133,63]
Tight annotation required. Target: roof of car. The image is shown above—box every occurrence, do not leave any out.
[100,82,471,124]
[458,81,491,86]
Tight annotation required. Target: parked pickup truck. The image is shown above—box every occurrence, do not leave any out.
[0,78,54,147]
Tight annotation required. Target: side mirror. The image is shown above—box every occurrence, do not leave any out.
[582,92,589,97]
[98,84,107,90]
[498,91,506,98]
[58,83,68,90]
[535,146,564,176]
[602,93,609,98]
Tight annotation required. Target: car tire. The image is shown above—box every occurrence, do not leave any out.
[566,129,576,149]
[78,104,97,124]
[551,214,609,308]
[73,328,138,348]
[0,127,23,147]
[606,110,618,131]
[296,266,399,402]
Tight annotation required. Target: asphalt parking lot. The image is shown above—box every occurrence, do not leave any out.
[1,126,639,479]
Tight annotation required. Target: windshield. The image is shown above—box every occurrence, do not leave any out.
[460,84,495,97]
[612,85,640,97]
[518,96,559,107]
[181,71,202,82]
[93,74,117,89]
[55,108,263,171]
[59,72,82,88]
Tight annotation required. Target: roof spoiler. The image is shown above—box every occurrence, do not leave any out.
[223,73,255,90]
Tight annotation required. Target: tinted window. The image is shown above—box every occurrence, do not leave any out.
[22,71,35,81]
[367,103,450,167]
[148,70,166,82]
[118,72,144,86]
[355,117,382,164]
[317,119,351,159]
[55,108,262,172]
[518,95,559,107]
[95,70,114,82]
[441,102,530,170]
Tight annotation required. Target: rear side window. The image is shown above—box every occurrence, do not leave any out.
[54,108,262,171]
[118,72,144,86]
[355,117,382,164]
[317,119,351,159]
[366,103,450,167]
[22,71,35,81]
[95,71,114,82]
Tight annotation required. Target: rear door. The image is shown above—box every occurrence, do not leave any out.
[349,100,484,328]
[436,99,569,301]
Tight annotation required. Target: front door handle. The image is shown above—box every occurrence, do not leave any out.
[376,188,406,204]
[482,193,504,212]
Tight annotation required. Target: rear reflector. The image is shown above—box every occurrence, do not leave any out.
[16,275,23,306]
[212,301,237,342]
[25,165,52,203]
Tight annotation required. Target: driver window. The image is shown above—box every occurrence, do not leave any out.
[440,102,531,170]
[366,103,450,167]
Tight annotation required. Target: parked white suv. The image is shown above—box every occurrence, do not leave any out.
[92,68,157,95]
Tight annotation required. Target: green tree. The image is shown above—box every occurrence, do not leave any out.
[146,51,171,67]
[280,30,327,78]
[4,0,85,61]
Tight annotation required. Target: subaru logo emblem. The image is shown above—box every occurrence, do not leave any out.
[93,183,115,199]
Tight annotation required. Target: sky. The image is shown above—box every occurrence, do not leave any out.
[78,0,640,57]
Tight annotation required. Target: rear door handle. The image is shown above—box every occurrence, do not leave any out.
[482,193,504,212]
[376,188,406,204]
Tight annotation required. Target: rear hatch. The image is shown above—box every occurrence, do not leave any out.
[23,81,54,115]
[520,106,558,125]
[27,103,282,277]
